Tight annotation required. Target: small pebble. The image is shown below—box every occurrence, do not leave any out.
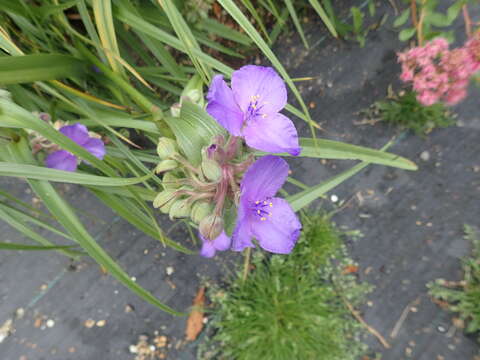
[15,308,25,320]
[420,151,430,161]
[84,319,95,328]
[96,320,106,327]
[437,325,447,333]
[129,345,138,354]
[330,194,339,203]
[46,319,55,328]
[166,266,174,276]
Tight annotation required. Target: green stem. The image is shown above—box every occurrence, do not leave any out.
[242,247,251,283]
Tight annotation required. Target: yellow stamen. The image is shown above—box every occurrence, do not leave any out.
[260,217,267,221]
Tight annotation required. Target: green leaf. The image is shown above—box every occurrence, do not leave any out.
[0,205,79,257]
[427,13,449,27]
[157,0,211,83]
[92,0,123,74]
[393,9,410,28]
[308,0,338,38]
[257,138,417,170]
[351,7,364,34]
[446,1,465,24]
[399,27,416,42]
[284,0,309,48]
[0,162,153,186]
[287,162,369,211]
[165,100,224,166]
[37,1,78,21]
[0,54,86,85]
[0,242,77,251]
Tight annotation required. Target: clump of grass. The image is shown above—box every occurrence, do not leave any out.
[428,225,480,342]
[198,214,371,360]
[370,90,455,136]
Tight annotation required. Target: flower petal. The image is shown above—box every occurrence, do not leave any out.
[59,123,89,145]
[251,198,301,254]
[206,75,244,136]
[45,150,78,172]
[83,138,106,160]
[200,240,216,258]
[212,231,231,251]
[231,65,287,114]
[240,155,289,201]
[231,197,254,251]
[243,113,300,156]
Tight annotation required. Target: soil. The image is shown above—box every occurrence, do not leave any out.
[0,1,479,360]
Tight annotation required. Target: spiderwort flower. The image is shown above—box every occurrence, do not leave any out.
[231,155,301,254]
[200,231,231,258]
[206,65,301,156]
[45,123,105,172]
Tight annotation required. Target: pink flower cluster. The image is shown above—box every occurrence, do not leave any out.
[398,35,480,106]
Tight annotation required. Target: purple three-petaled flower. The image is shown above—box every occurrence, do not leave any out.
[206,65,301,156]
[200,231,231,258]
[45,123,105,172]
[231,155,301,254]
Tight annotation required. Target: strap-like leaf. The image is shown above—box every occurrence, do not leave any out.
[0,54,85,85]
[0,162,153,186]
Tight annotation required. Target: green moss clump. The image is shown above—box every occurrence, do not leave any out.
[198,214,371,360]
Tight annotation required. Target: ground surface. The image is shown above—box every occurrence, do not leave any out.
[1,1,479,360]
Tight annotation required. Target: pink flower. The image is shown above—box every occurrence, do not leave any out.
[398,36,479,106]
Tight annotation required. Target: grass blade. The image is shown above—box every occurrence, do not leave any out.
[284,0,309,48]
[0,162,153,186]
[157,0,211,84]
[287,162,368,211]
[0,242,77,251]
[6,137,184,315]
[308,0,338,38]
[92,0,123,74]
[0,54,86,85]
[257,138,417,170]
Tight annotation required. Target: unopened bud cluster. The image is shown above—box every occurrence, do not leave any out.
[153,135,253,240]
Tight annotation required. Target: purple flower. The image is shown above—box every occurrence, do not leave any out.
[206,65,301,156]
[45,123,105,172]
[200,231,231,258]
[231,155,301,254]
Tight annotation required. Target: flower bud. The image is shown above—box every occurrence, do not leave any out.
[199,214,224,240]
[155,159,178,173]
[201,158,222,182]
[170,103,181,117]
[162,172,181,189]
[153,189,176,214]
[157,137,178,159]
[190,201,212,224]
[168,199,191,219]
[181,74,204,107]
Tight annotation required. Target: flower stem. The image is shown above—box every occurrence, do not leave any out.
[242,247,251,283]
[463,5,472,38]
